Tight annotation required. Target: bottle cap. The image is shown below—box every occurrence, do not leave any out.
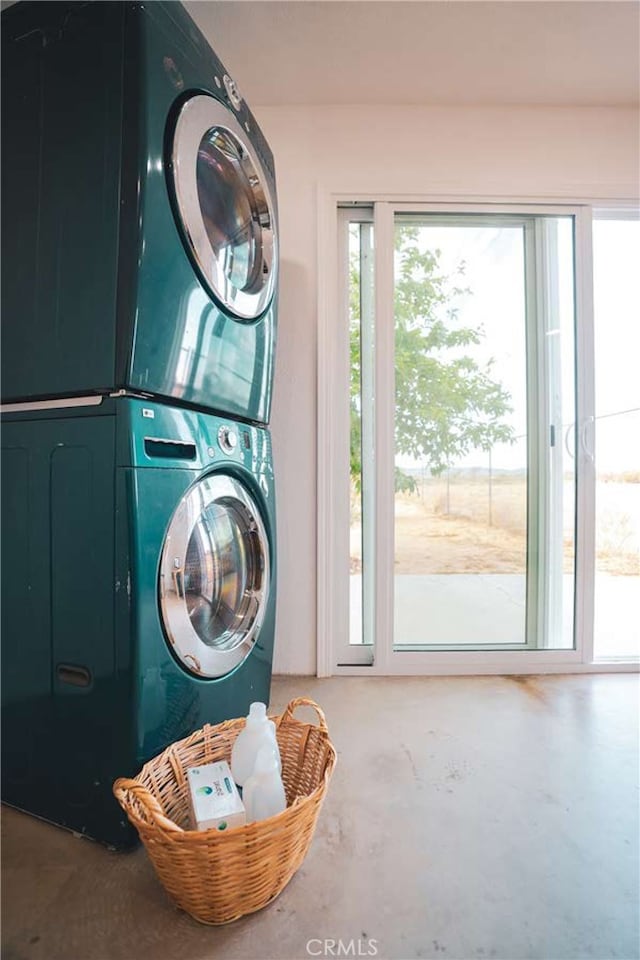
[247,702,267,724]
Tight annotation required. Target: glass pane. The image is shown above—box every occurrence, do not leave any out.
[349,224,363,644]
[184,499,260,651]
[393,219,527,648]
[197,128,261,293]
[391,215,575,650]
[349,221,375,647]
[593,218,640,660]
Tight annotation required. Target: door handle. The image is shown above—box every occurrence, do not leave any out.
[580,416,595,464]
[564,422,575,459]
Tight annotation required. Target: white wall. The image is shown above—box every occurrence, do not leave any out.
[259,104,640,675]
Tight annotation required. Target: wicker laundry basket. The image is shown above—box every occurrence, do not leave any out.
[113,697,337,925]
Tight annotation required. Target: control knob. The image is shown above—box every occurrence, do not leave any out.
[223,74,243,112]
[218,425,238,454]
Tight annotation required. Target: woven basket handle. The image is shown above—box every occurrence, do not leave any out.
[277,697,329,734]
[113,777,184,834]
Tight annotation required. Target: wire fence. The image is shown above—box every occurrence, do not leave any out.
[413,408,639,557]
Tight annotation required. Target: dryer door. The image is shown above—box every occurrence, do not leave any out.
[169,94,277,321]
[159,474,270,678]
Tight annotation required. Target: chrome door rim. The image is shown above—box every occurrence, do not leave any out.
[159,474,270,678]
[170,94,278,321]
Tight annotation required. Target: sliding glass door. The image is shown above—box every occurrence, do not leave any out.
[337,203,586,669]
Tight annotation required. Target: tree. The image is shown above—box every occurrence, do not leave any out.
[350,225,515,491]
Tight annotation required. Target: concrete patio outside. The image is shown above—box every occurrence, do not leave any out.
[350,573,639,659]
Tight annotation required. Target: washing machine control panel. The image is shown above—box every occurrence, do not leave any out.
[218,425,238,454]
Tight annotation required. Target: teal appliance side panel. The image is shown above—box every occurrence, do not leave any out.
[48,417,118,820]
[50,440,114,675]
[0,2,124,401]
[1,429,52,790]
[1,409,137,847]
[123,3,276,423]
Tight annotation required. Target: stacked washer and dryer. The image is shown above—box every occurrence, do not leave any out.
[1,1,279,848]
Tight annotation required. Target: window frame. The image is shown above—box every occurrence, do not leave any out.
[318,193,639,677]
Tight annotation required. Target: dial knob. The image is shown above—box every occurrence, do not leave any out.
[218,425,238,454]
[223,74,243,112]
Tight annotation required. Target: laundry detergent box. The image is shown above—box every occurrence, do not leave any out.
[187,760,246,832]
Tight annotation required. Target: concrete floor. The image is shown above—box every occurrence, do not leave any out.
[2,674,639,960]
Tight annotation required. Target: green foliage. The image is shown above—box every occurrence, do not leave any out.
[394,466,418,495]
[350,224,515,490]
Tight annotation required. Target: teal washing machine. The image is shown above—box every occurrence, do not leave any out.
[1,1,278,424]
[1,398,277,848]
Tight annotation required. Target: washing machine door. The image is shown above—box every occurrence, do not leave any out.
[169,94,277,321]
[159,474,270,678]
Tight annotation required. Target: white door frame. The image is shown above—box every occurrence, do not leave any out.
[317,191,639,676]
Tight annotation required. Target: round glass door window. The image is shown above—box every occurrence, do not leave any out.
[169,95,277,320]
[159,475,270,678]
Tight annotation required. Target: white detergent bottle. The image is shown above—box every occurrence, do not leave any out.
[267,718,282,775]
[231,702,281,787]
[243,744,287,823]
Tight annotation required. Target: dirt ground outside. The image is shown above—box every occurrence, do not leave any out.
[350,475,640,577]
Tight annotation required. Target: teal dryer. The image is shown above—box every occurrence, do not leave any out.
[1,1,278,424]
[1,398,277,848]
